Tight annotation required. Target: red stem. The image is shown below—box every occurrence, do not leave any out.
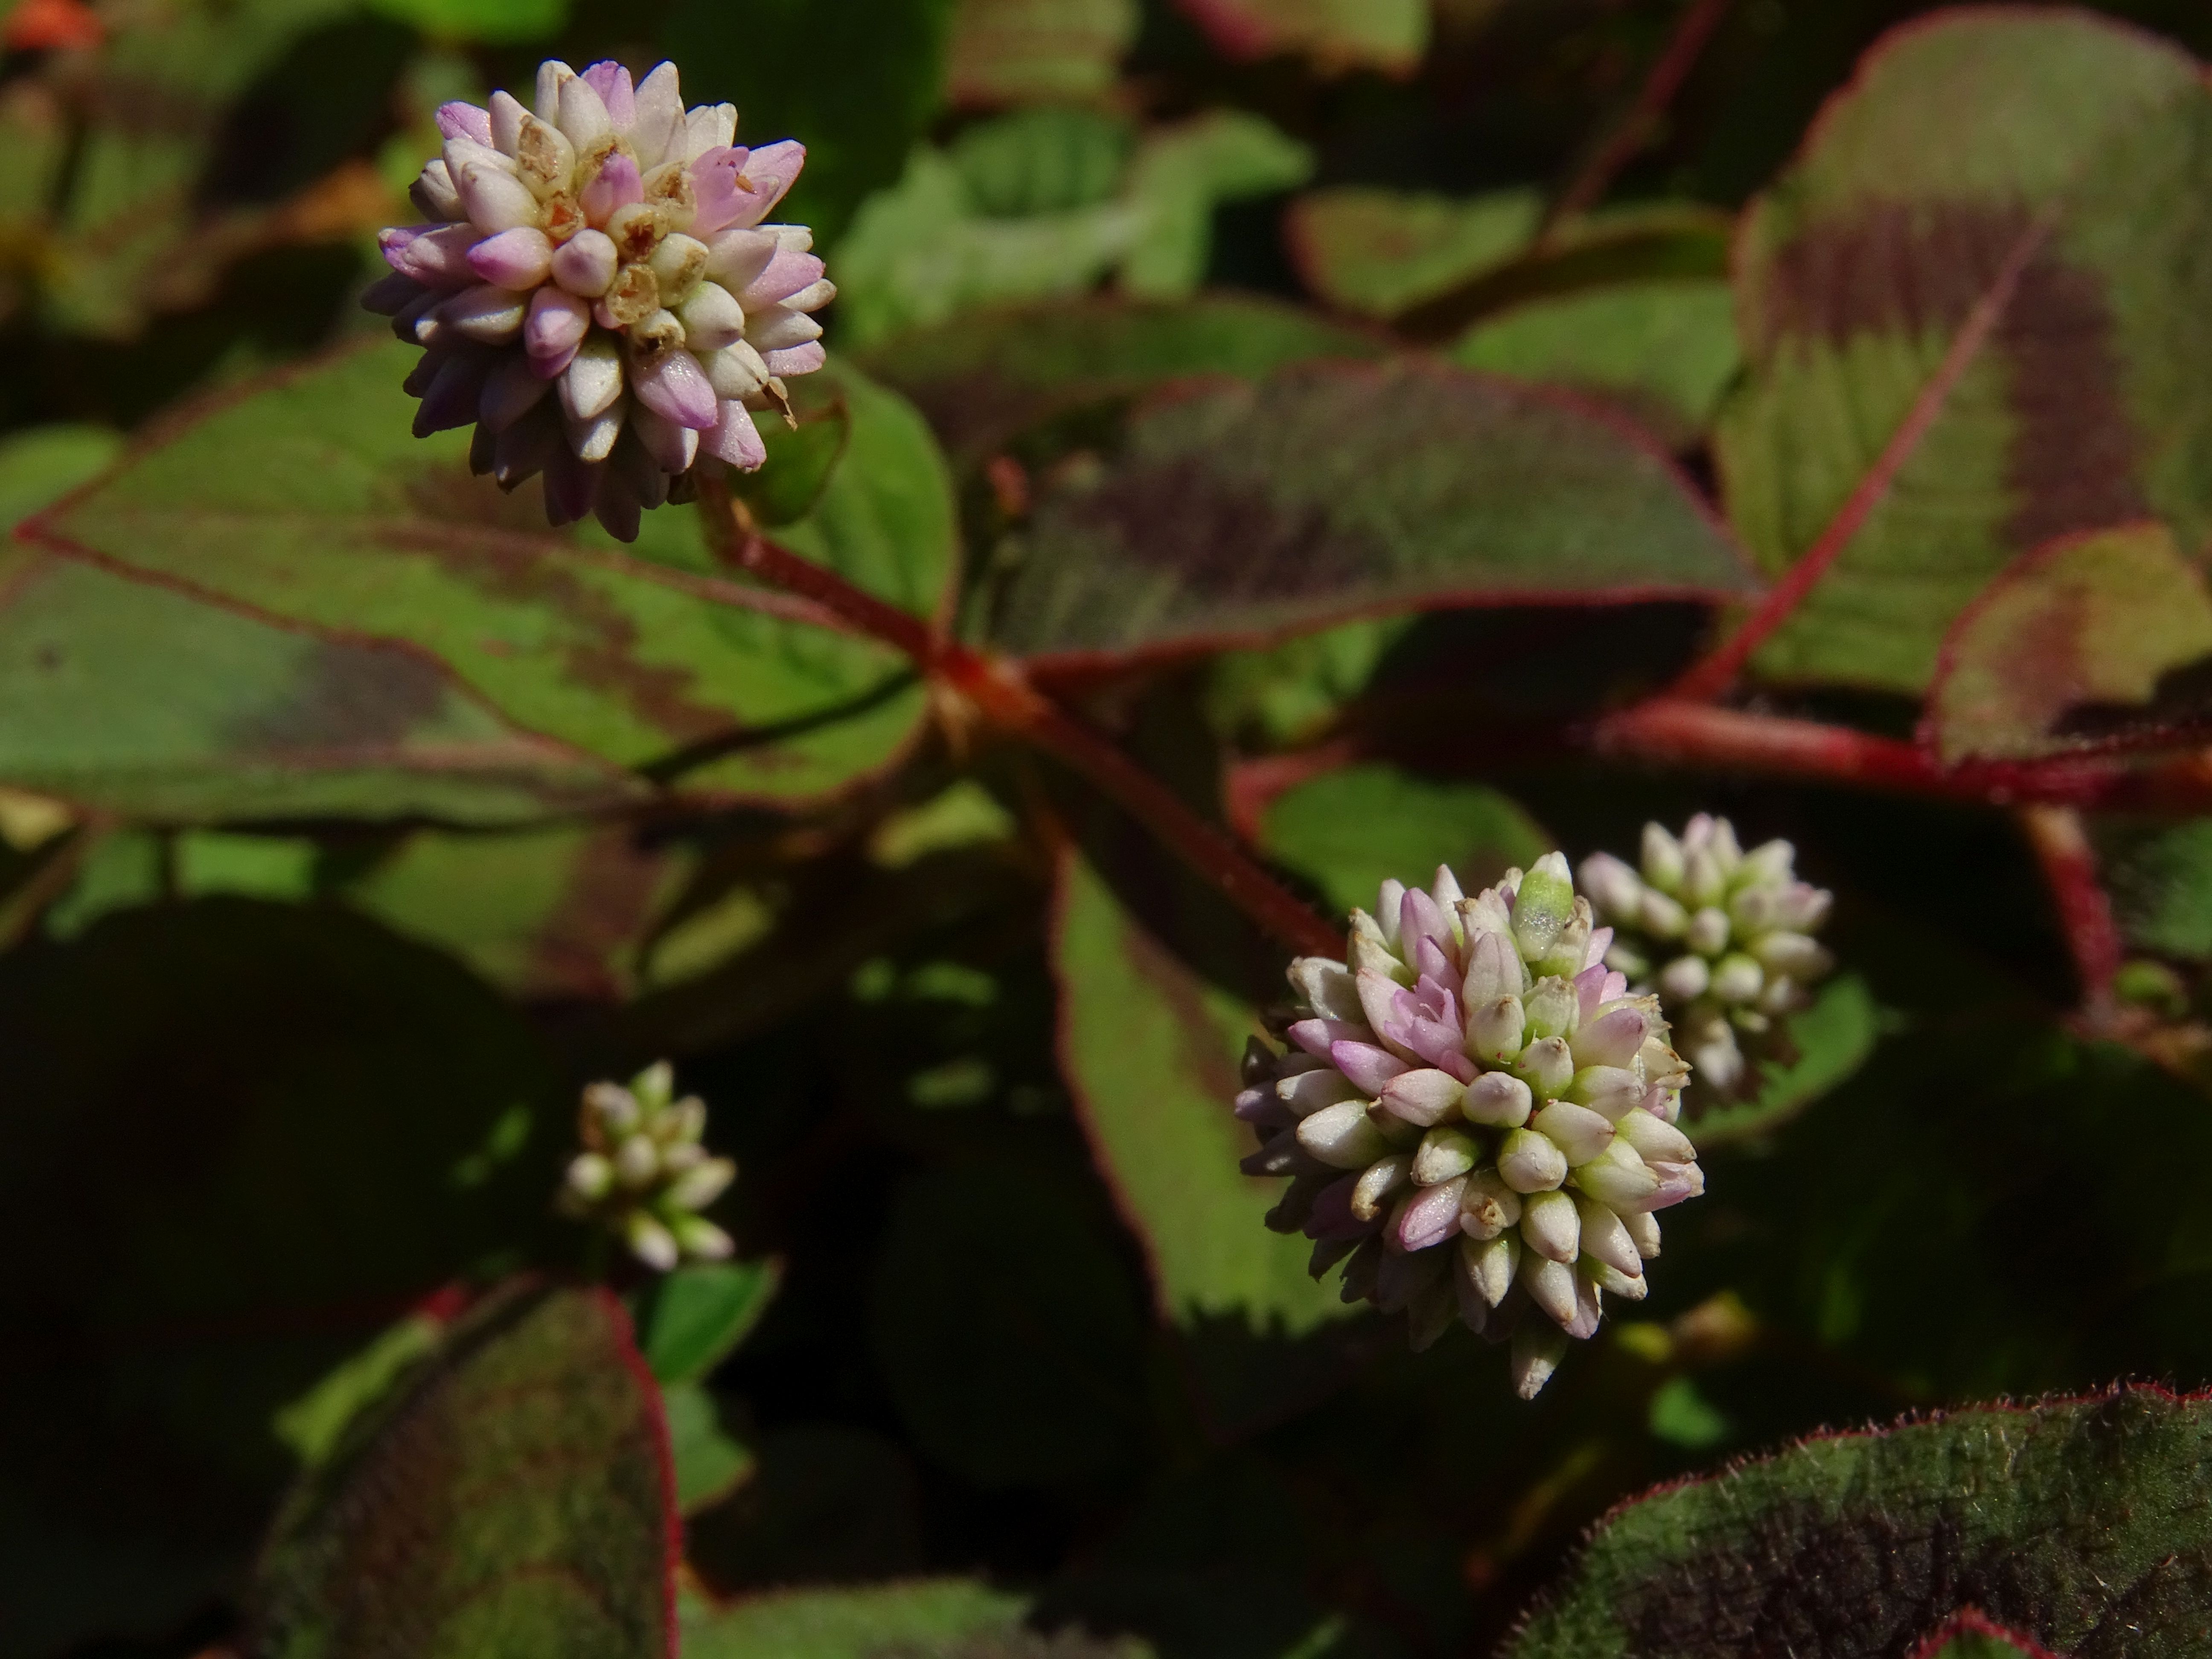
[1593,698,2212,810]
[2017,803,2123,1016]
[1670,208,2055,702]
[693,482,1337,958]
[1544,0,1735,231]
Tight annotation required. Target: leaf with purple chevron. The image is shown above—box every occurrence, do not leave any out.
[1717,9,2212,694]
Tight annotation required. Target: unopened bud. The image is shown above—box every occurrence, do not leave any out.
[1639,888,1688,938]
[1516,1035,1575,1098]
[1459,1169,1523,1239]
[1461,928,1525,1006]
[1641,823,1685,890]
[1658,954,1710,1001]
[1412,1125,1481,1186]
[1578,852,1644,921]
[626,1211,679,1272]
[1569,1138,1658,1208]
[615,1133,660,1187]
[1499,1127,1568,1193]
[565,1152,613,1202]
[1622,1208,1661,1259]
[1463,1070,1533,1127]
[1574,1195,1641,1278]
[1469,994,1526,1065]
[1523,977,1580,1041]
[1754,931,1832,981]
[1278,1067,1362,1116]
[1460,1228,1520,1306]
[1710,952,1764,1004]
[1350,1152,1415,1222]
[1685,906,1730,956]
[669,1213,734,1260]
[1566,1065,1642,1120]
[1289,957,1364,1022]
[1512,853,1577,959]
[1531,1100,1614,1165]
[666,1155,736,1211]
[1512,1320,1569,1400]
[1379,1068,1466,1126]
[1521,1188,1580,1263]
[1615,1107,1695,1167]
[1583,1256,1645,1299]
[1519,1250,1580,1326]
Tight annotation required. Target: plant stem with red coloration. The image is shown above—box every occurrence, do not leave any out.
[1543,0,1735,233]
[694,483,1337,957]
[1670,209,2054,702]
[2017,803,2123,1017]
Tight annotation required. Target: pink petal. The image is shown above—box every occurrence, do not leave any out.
[735,248,824,309]
[467,226,553,290]
[580,151,643,226]
[731,140,804,227]
[687,146,756,237]
[436,101,492,146]
[631,349,718,430]
[580,61,635,129]
[761,342,826,378]
[380,224,479,289]
[702,400,765,469]
[1329,1040,1407,1095]
[1288,1018,1366,1059]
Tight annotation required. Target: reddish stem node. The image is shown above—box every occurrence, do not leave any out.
[1543,0,1736,232]
[2017,803,2124,1017]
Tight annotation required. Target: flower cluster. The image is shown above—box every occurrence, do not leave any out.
[1580,816,1833,1101]
[364,58,835,540]
[559,1061,736,1270]
[1239,855,1705,1398]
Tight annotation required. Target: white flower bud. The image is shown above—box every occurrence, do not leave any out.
[1350,1153,1414,1222]
[1521,1188,1580,1263]
[1463,1070,1533,1128]
[1458,1170,1523,1239]
[1512,1321,1569,1400]
[1296,1100,1393,1169]
[1499,1127,1568,1193]
[1460,1229,1520,1307]
[1412,1125,1480,1186]
[1658,954,1711,1001]
[1469,995,1526,1065]
[1530,1100,1614,1165]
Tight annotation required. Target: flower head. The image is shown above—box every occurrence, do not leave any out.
[363,59,835,541]
[559,1060,737,1270]
[1238,854,1704,1397]
[1579,815,1834,1102]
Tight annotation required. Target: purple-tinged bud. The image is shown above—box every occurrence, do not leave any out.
[526,285,591,365]
[1515,1035,1574,1099]
[1468,994,1525,1065]
[1349,1153,1413,1222]
[1531,1100,1613,1165]
[469,226,554,290]
[1639,1160,1705,1213]
[1392,1178,1467,1252]
[1329,1039,1406,1094]
[631,345,719,429]
[1583,1256,1646,1300]
[1289,1018,1363,1059]
[1296,1100,1392,1169]
[1239,1129,1313,1178]
[1458,928,1524,1009]
[1461,1228,1519,1306]
[1521,1188,1580,1263]
[1614,1107,1695,1167]
[479,354,551,431]
[1512,1321,1569,1399]
[1569,1138,1659,1209]
[1499,1128,1567,1193]
[551,227,620,296]
[1267,1172,1332,1235]
[1380,1068,1465,1126]
[1570,1002,1649,1070]
[1356,968,1409,1047]
[1462,1070,1533,1128]
[1412,1125,1480,1186]
[1458,1170,1522,1240]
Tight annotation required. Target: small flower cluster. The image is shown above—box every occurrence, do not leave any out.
[1238,855,1705,1398]
[1580,816,1833,1101]
[560,1061,736,1270]
[364,58,835,540]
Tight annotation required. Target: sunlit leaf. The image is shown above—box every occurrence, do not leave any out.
[1286,186,1541,319]
[1259,763,1546,917]
[1924,522,2212,763]
[1718,11,2212,693]
[23,342,948,810]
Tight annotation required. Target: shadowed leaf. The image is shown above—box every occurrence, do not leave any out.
[678,1579,1042,1659]
[1680,972,1879,1147]
[1171,0,1427,76]
[255,1279,675,1659]
[23,342,948,809]
[638,1260,782,1388]
[1051,848,1346,1332]
[945,0,1139,106]
[1718,10,2212,693]
[989,358,1756,668]
[1506,1388,2212,1658]
[1924,522,2212,764]
[1286,186,1542,319]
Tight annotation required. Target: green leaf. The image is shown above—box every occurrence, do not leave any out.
[1451,279,1742,446]
[1681,973,1880,1147]
[363,0,566,42]
[869,1160,1148,1485]
[944,0,1140,107]
[661,0,960,245]
[272,1313,445,1470]
[1717,10,2212,694]
[1258,763,1547,917]
[1171,0,1428,76]
[0,545,637,824]
[1203,618,1412,751]
[661,1380,757,1517]
[256,1280,674,1659]
[2104,818,2212,961]
[1286,186,1543,320]
[1504,1388,2212,1657]
[1052,849,1346,1332]
[1924,522,2212,764]
[0,423,119,528]
[678,1579,1036,1659]
[342,824,686,1000]
[1118,112,1314,299]
[989,358,1758,667]
[856,294,1382,465]
[638,1259,782,1387]
[953,106,1135,215]
[23,342,946,809]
